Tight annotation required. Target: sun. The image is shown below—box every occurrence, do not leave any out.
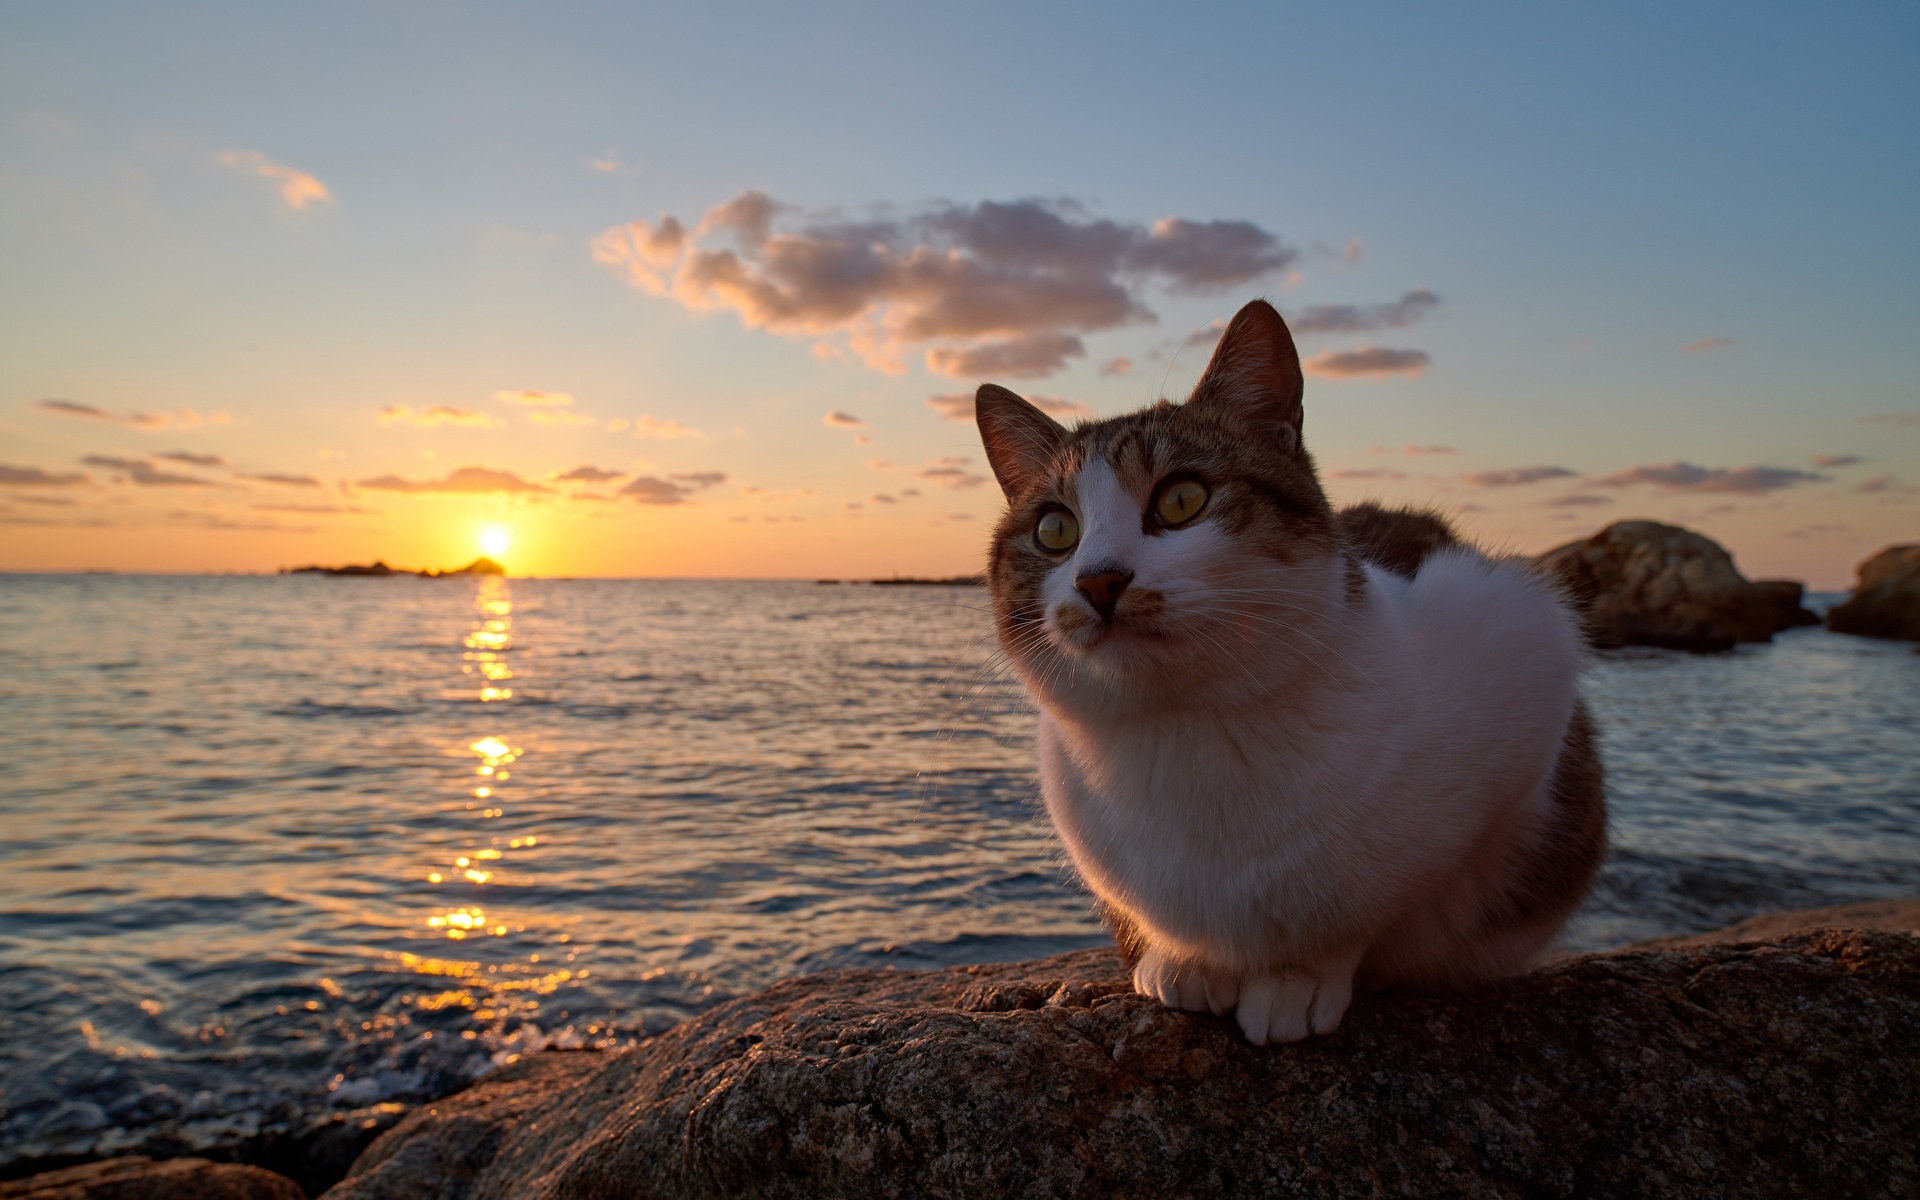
[480,527,510,557]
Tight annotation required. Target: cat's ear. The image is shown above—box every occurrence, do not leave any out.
[1187,300,1305,456]
[976,384,1069,498]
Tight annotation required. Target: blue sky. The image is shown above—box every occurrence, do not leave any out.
[2,1,1915,582]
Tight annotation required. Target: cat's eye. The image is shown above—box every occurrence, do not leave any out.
[1153,478,1209,527]
[1034,507,1079,552]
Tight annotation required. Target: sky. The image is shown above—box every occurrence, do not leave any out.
[1,2,1915,584]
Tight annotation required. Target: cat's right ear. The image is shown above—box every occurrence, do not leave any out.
[1187,299,1306,456]
[976,384,1068,498]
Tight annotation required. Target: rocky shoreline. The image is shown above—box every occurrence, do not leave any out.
[8,899,1917,1199]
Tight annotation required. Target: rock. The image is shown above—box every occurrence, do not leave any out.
[1827,544,1920,641]
[1535,521,1795,650]
[1751,579,1820,630]
[325,911,1920,1200]
[0,1156,304,1200]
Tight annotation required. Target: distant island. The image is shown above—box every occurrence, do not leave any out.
[867,575,985,586]
[284,557,505,578]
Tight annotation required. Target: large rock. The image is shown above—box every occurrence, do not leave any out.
[0,1156,304,1200]
[1535,521,1801,651]
[325,911,1920,1199]
[1827,544,1920,641]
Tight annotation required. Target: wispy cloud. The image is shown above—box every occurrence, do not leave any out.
[1287,289,1440,335]
[1810,454,1862,468]
[356,466,554,494]
[529,410,595,426]
[218,149,333,211]
[917,456,989,489]
[494,390,575,407]
[926,392,1092,422]
[36,399,224,430]
[251,502,373,514]
[81,455,219,487]
[616,471,727,505]
[1099,356,1134,377]
[593,191,1294,378]
[1681,337,1737,354]
[233,471,323,488]
[1857,474,1917,495]
[0,463,89,487]
[823,410,866,428]
[1588,461,1826,494]
[1326,467,1406,481]
[376,405,503,429]
[631,414,701,440]
[155,450,226,467]
[1864,412,1918,428]
[1370,444,1457,457]
[1539,493,1614,508]
[1300,347,1430,379]
[1463,465,1576,487]
[555,465,626,483]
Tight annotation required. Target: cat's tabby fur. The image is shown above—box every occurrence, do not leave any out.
[975,299,1605,1044]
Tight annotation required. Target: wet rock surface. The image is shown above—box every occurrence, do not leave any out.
[1536,521,1801,651]
[326,914,1920,1199]
[1827,544,1920,642]
[0,1156,305,1200]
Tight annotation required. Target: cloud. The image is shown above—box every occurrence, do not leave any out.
[1785,523,1849,539]
[1588,462,1826,494]
[1864,412,1918,428]
[632,414,701,439]
[1370,444,1457,457]
[0,463,89,487]
[377,405,503,429]
[1326,467,1406,481]
[495,390,576,407]
[593,192,1294,379]
[81,455,217,487]
[1810,454,1863,468]
[872,493,897,504]
[166,509,313,532]
[1300,347,1430,379]
[1287,289,1441,336]
[529,410,595,426]
[234,471,323,488]
[1857,475,1917,495]
[356,466,554,494]
[555,465,626,483]
[251,502,373,514]
[36,399,219,430]
[670,471,728,488]
[1463,465,1577,488]
[918,460,990,489]
[218,149,332,211]
[926,392,1092,423]
[154,450,226,467]
[1540,494,1615,508]
[613,471,726,505]
[1681,337,1738,354]
[823,410,865,428]
[1099,356,1134,377]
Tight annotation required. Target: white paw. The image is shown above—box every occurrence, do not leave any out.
[1131,948,1238,1015]
[1235,965,1354,1045]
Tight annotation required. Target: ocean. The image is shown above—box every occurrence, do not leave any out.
[2,574,1917,1171]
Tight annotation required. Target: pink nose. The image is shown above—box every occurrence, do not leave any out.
[1074,569,1133,621]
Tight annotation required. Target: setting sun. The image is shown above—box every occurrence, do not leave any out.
[480,528,510,557]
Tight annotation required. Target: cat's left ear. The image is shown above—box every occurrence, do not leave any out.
[1187,299,1305,456]
[976,384,1069,498]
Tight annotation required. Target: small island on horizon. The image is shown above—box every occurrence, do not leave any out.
[283,556,506,578]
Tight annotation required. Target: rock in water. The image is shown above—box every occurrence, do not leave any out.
[0,1156,304,1199]
[1751,579,1821,630]
[325,927,1920,1199]
[1535,521,1795,650]
[1827,544,1920,641]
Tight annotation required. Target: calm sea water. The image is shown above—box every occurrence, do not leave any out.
[2,575,1917,1168]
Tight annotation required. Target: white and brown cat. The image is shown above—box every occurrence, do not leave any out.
[975,299,1605,1045]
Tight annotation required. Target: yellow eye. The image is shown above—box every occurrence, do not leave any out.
[1155,478,1209,526]
[1035,508,1079,551]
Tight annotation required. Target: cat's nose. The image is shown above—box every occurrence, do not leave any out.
[1074,568,1133,621]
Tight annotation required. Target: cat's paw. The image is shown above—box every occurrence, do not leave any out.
[1132,949,1238,1015]
[1235,964,1355,1045]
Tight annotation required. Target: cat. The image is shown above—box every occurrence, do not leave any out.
[973,299,1605,1045]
